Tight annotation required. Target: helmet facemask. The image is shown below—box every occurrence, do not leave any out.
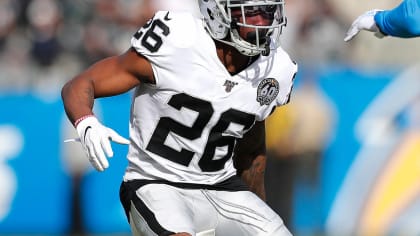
[199,0,286,56]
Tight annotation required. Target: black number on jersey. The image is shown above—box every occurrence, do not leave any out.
[146,93,213,166]
[199,109,255,172]
[133,19,170,52]
[146,93,256,172]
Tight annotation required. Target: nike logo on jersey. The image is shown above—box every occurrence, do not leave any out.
[223,80,238,93]
[164,12,172,21]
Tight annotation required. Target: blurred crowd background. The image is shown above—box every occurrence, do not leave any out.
[1,0,419,92]
[1,0,420,236]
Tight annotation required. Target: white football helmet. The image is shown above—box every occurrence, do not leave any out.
[198,0,286,56]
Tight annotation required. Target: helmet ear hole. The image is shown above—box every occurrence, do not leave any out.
[207,8,214,20]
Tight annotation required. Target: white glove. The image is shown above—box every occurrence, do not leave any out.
[344,9,386,42]
[75,116,130,171]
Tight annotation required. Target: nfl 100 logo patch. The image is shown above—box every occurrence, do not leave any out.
[223,80,238,93]
[256,78,279,105]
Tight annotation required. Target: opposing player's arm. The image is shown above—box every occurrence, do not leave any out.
[61,48,154,124]
[234,121,267,200]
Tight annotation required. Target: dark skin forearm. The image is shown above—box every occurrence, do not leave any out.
[234,121,267,200]
[62,56,135,125]
[61,76,95,125]
[61,49,152,125]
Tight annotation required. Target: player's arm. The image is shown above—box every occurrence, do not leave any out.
[234,121,267,200]
[62,48,154,124]
[374,0,420,38]
[61,48,154,171]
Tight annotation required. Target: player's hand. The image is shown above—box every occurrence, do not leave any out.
[75,116,130,171]
[344,9,385,42]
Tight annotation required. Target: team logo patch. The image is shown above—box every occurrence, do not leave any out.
[256,78,280,105]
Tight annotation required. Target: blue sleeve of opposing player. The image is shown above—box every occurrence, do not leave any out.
[374,0,420,37]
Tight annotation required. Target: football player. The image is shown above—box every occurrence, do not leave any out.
[62,0,297,235]
[344,0,420,41]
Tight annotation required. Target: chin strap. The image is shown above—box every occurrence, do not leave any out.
[261,36,271,56]
[230,28,262,56]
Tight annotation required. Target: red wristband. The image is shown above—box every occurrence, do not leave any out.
[74,115,95,127]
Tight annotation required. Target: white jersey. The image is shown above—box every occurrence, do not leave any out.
[124,11,297,185]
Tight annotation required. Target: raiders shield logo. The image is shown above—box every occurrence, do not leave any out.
[256,78,280,105]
